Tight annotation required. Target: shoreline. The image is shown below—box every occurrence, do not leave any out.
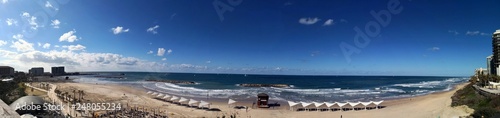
[44,80,472,118]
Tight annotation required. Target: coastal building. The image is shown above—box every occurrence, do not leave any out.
[51,66,65,76]
[29,67,44,76]
[487,55,494,75]
[491,29,500,75]
[0,66,14,76]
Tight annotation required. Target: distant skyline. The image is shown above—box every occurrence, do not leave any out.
[0,0,499,76]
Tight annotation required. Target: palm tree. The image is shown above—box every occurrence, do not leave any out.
[60,92,66,101]
[55,89,61,97]
[78,90,85,102]
[68,95,71,102]
[64,92,69,101]
[72,90,77,103]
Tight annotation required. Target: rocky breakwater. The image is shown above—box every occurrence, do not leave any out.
[238,83,290,88]
[145,79,196,84]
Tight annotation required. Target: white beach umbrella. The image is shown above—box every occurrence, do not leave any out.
[162,94,171,100]
[179,97,189,104]
[372,100,384,109]
[324,102,336,111]
[336,102,348,111]
[360,101,373,110]
[287,101,300,111]
[300,102,313,111]
[156,93,164,98]
[347,102,360,110]
[228,99,237,107]
[151,92,158,96]
[170,96,179,102]
[188,99,200,106]
[199,100,211,109]
[312,102,326,112]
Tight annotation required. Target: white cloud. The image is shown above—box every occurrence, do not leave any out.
[0,49,166,72]
[170,13,177,20]
[161,58,167,61]
[310,51,320,56]
[44,1,59,11]
[6,18,17,26]
[59,30,79,42]
[111,26,129,35]
[10,37,35,52]
[12,34,23,40]
[28,16,39,30]
[0,40,7,46]
[62,44,86,51]
[340,19,348,23]
[54,45,60,48]
[466,31,489,36]
[206,61,211,64]
[147,50,153,54]
[147,25,159,34]
[37,42,42,47]
[323,19,334,26]
[169,64,207,70]
[42,43,51,49]
[45,1,52,8]
[2,0,8,4]
[157,48,166,56]
[299,17,320,25]
[21,12,39,30]
[428,47,440,51]
[448,30,459,35]
[21,12,30,17]
[480,32,490,36]
[167,49,172,55]
[284,2,292,6]
[466,31,479,36]
[51,19,61,28]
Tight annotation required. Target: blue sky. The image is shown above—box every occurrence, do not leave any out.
[0,0,499,76]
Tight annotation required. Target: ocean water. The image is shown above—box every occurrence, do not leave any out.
[72,72,468,102]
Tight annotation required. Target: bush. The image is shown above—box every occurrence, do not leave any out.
[472,107,499,118]
[451,81,500,117]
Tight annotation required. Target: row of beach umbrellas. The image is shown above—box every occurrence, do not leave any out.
[146,91,211,109]
[287,101,384,111]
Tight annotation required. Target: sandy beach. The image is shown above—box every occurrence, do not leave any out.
[50,82,473,118]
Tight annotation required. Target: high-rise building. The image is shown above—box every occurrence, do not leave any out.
[487,55,494,75]
[29,67,44,76]
[493,29,500,75]
[0,66,14,76]
[51,66,65,76]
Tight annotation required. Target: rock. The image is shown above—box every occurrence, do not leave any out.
[145,79,196,84]
[238,84,290,88]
